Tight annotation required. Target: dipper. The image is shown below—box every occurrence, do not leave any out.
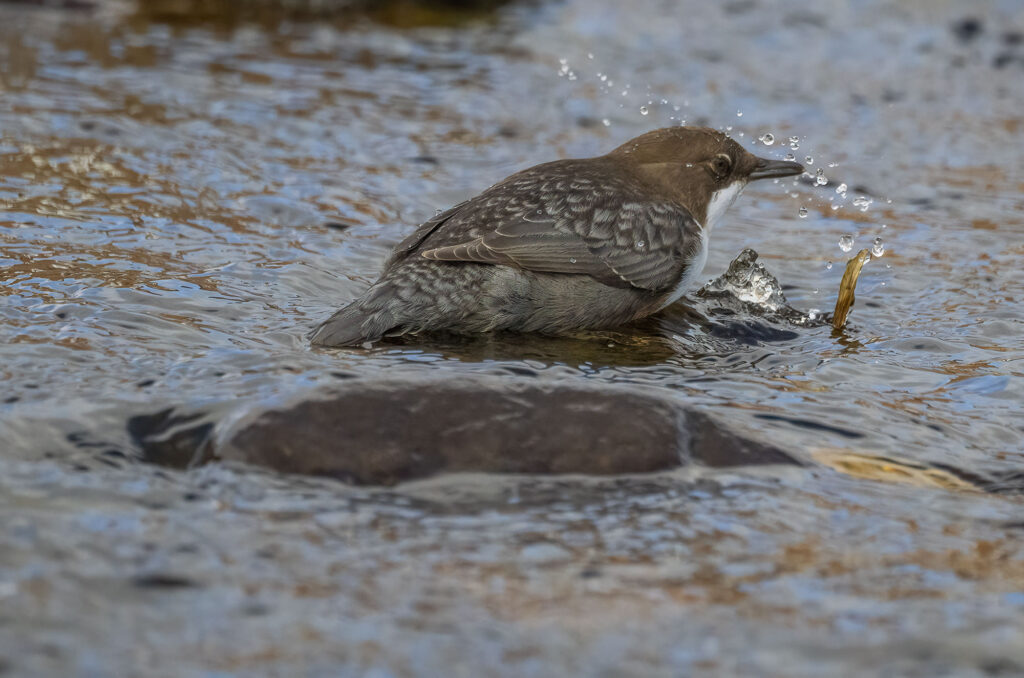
[310,126,803,346]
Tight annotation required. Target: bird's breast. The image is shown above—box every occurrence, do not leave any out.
[657,230,708,310]
[653,181,744,309]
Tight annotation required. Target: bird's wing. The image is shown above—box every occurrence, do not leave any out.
[385,199,472,268]
[413,161,701,292]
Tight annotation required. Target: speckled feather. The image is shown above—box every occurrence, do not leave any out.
[395,158,701,291]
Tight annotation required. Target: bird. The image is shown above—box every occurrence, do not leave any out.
[310,126,804,347]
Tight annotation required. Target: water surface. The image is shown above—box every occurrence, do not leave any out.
[1,0,1023,675]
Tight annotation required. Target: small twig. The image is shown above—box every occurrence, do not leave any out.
[832,248,872,330]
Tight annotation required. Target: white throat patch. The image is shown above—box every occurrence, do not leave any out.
[703,181,746,233]
[656,180,746,310]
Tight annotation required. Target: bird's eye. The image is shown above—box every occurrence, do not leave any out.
[710,154,732,178]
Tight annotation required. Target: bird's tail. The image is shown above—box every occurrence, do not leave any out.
[308,298,393,347]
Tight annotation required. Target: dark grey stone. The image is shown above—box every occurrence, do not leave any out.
[217,376,801,485]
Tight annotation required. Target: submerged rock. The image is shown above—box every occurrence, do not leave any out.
[128,409,214,470]
[215,376,800,485]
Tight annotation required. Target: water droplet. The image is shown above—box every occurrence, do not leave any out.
[804,156,814,165]
[815,174,828,186]
[807,308,821,321]
[636,240,645,249]
[853,196,873,211]
[788,136,800,150]
[825,261,833,270]
[759,133,775,145]
[736,110,743,117]
[798,207,808,218]
[881,223,887,229]
[871,237,885,257]
[587,52,594,59]
[836,182,848,196]
[639,105,649,116]
[828,162,838,168]
[785,153,796,161]
[569,257,577,264]
[435,208,443,216]
[621,89,628,96]
[598,73,607,82]
[838,234,854,252]
[860,251,871,264]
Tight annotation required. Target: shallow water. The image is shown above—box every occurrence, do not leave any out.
[2,0,1024,675]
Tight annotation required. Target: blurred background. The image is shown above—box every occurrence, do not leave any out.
[1,0,1023,676]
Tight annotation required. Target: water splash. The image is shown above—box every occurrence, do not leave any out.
[700,249,788,312]
[853,196,873,212]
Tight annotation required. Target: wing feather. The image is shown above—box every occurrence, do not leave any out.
[405,160,701,292]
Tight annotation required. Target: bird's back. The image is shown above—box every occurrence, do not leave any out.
[311,154,701,346]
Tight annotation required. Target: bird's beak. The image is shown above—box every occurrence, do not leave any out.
[749,157,805,181]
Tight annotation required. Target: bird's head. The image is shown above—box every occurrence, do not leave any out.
[609,126,804,231]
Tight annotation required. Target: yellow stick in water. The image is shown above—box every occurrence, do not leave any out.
[832,248,872,330]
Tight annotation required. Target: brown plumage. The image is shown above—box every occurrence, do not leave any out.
[310,126,803,346]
